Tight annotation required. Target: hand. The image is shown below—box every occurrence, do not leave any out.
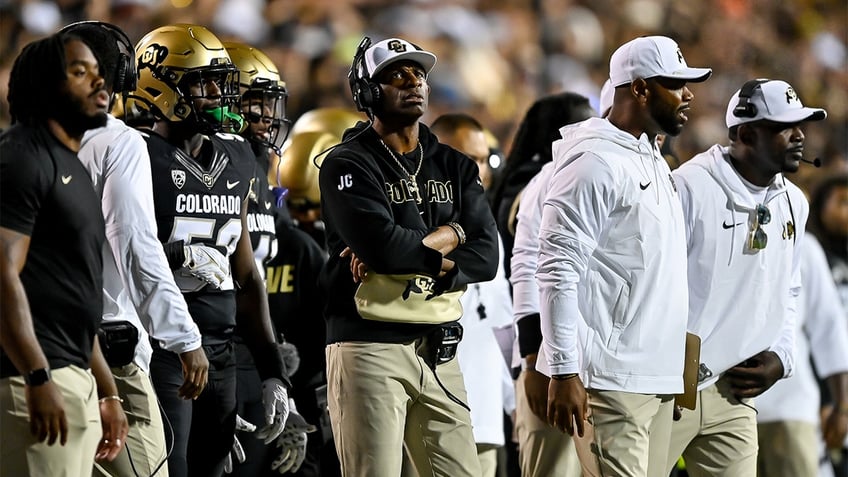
[184,244,230,288]
[178,347,209,400]
[224,414,256,473]
[95,398,129,461]
[271,400,317,474]
[524,367,551,422]
[340,247,367,283]
[822,404,848,449]
[724,350,785,398]
[256,378,290,443]
[25,382,68,445]
[547,375,588,437]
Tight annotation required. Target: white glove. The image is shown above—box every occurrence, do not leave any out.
[271,400,317,474]
[224,414,256,474]
[183,244,230,288]
[256,378,289,444]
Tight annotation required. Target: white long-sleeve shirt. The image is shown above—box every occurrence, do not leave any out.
[757,235,848,424]
[79,115,201,372]
[536,117,688,394]
[673,144,804,390]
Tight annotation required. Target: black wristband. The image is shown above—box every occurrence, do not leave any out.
[162,240,186,270]
[517,313,543,357]
[551,373,579,381]
[24,368,51,386]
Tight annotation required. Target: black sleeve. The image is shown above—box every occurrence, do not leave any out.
[319,152,443,276]
[0,138,51,235]
[440,153,499,290]
[516,313,543,357]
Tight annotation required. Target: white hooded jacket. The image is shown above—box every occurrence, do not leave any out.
[672,144,804,390]
[536,117,688,394]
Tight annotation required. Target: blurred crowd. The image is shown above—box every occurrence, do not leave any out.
[0,0,846,189]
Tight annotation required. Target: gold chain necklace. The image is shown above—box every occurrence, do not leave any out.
[379,139,424,204]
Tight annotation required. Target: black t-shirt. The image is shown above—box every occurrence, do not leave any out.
[143,130,255,342]
[0,124,105,377]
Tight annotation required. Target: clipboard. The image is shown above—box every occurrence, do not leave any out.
[674,332,700,410]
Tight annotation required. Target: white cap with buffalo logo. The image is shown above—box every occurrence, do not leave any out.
[364,38,437,78]
[609,36,712,87]
[725,79,827,128]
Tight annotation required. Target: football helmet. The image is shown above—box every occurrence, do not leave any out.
[131,24,241,133]
[223,42,290,154]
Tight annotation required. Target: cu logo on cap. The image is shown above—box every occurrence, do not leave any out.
[388,40,407,53]
[785,86,799,104]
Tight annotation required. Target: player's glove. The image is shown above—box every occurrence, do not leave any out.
[183,244,230,288]
[256,378,289,443]
[271,400,317,474]
[224,414,256,474]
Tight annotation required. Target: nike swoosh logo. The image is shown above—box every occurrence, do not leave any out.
[265,201,272,210]
[226,180,240,189]
[61,175,72,184]
[722,221,744,229]
[639,181,651,190]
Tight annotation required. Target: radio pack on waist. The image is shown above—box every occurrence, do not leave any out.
[418,322,464,369]
[97,320,139,368]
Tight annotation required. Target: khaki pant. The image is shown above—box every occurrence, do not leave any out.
[757,421,818,477]
[477,443,499,477]
[326,340,480,477]
[574,390,674,477]
[667,379,758,477]
[0,365,101,477]
[94,363,168,477]
[513,370,582,476]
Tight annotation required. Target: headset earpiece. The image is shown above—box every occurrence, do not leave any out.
[59,21,137,96]
[348,37,381,116]
[733,79,767,118]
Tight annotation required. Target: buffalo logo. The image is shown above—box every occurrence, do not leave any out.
[140,43,168,68]
[676,48,684,64]
[387,40,407,53]
[402,276,437,301]
[171,170,186,189]
[785,86,799,104]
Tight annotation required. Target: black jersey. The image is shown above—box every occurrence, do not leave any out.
[265,209,328,389]
[0,124,105,377]
[318,123,499,344]
[246,148,278,275]
[143,130,255,341]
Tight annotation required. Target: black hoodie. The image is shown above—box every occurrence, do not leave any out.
[318,121,498,343]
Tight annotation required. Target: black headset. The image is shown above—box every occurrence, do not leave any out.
[348,36,382,116]
[59,21,137,96]
[732,79,769,118]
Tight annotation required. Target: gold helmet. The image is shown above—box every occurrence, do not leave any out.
[131,24,241,134]
[274,107,364,205]
[223,41,290,153]
[290,107,364,139]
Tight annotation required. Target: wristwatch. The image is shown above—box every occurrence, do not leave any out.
[24,368,51,386]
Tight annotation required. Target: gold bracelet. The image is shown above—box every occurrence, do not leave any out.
[446,222,466,245]
[98,395,124,404]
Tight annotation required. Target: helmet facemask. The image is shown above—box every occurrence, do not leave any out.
[175,64,242,135]
[238,78,291,154]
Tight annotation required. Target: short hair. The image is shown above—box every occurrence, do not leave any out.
[430,113,484,135]
[8,34,70,126]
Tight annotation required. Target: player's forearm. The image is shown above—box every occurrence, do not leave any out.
[827,373,848,415]
[0,266,48,374]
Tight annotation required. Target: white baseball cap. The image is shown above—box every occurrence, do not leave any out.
[609,36,712,87]
[365,38,437,79]
[599,79,613,117]
[725,79,827,128]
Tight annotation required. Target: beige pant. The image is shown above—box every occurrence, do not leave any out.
[757,421,818,477]
[574,389,674,477]
[513,369,582,476]
[93,363,168,477]
[327,340,480,477]
[0,365,101,477]
[667,379,758,477]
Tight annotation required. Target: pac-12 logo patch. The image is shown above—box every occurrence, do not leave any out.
[171,170,186,189]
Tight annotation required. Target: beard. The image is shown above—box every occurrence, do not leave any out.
[53,91,107,137]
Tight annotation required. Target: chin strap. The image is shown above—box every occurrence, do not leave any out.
[203,105,246,133]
